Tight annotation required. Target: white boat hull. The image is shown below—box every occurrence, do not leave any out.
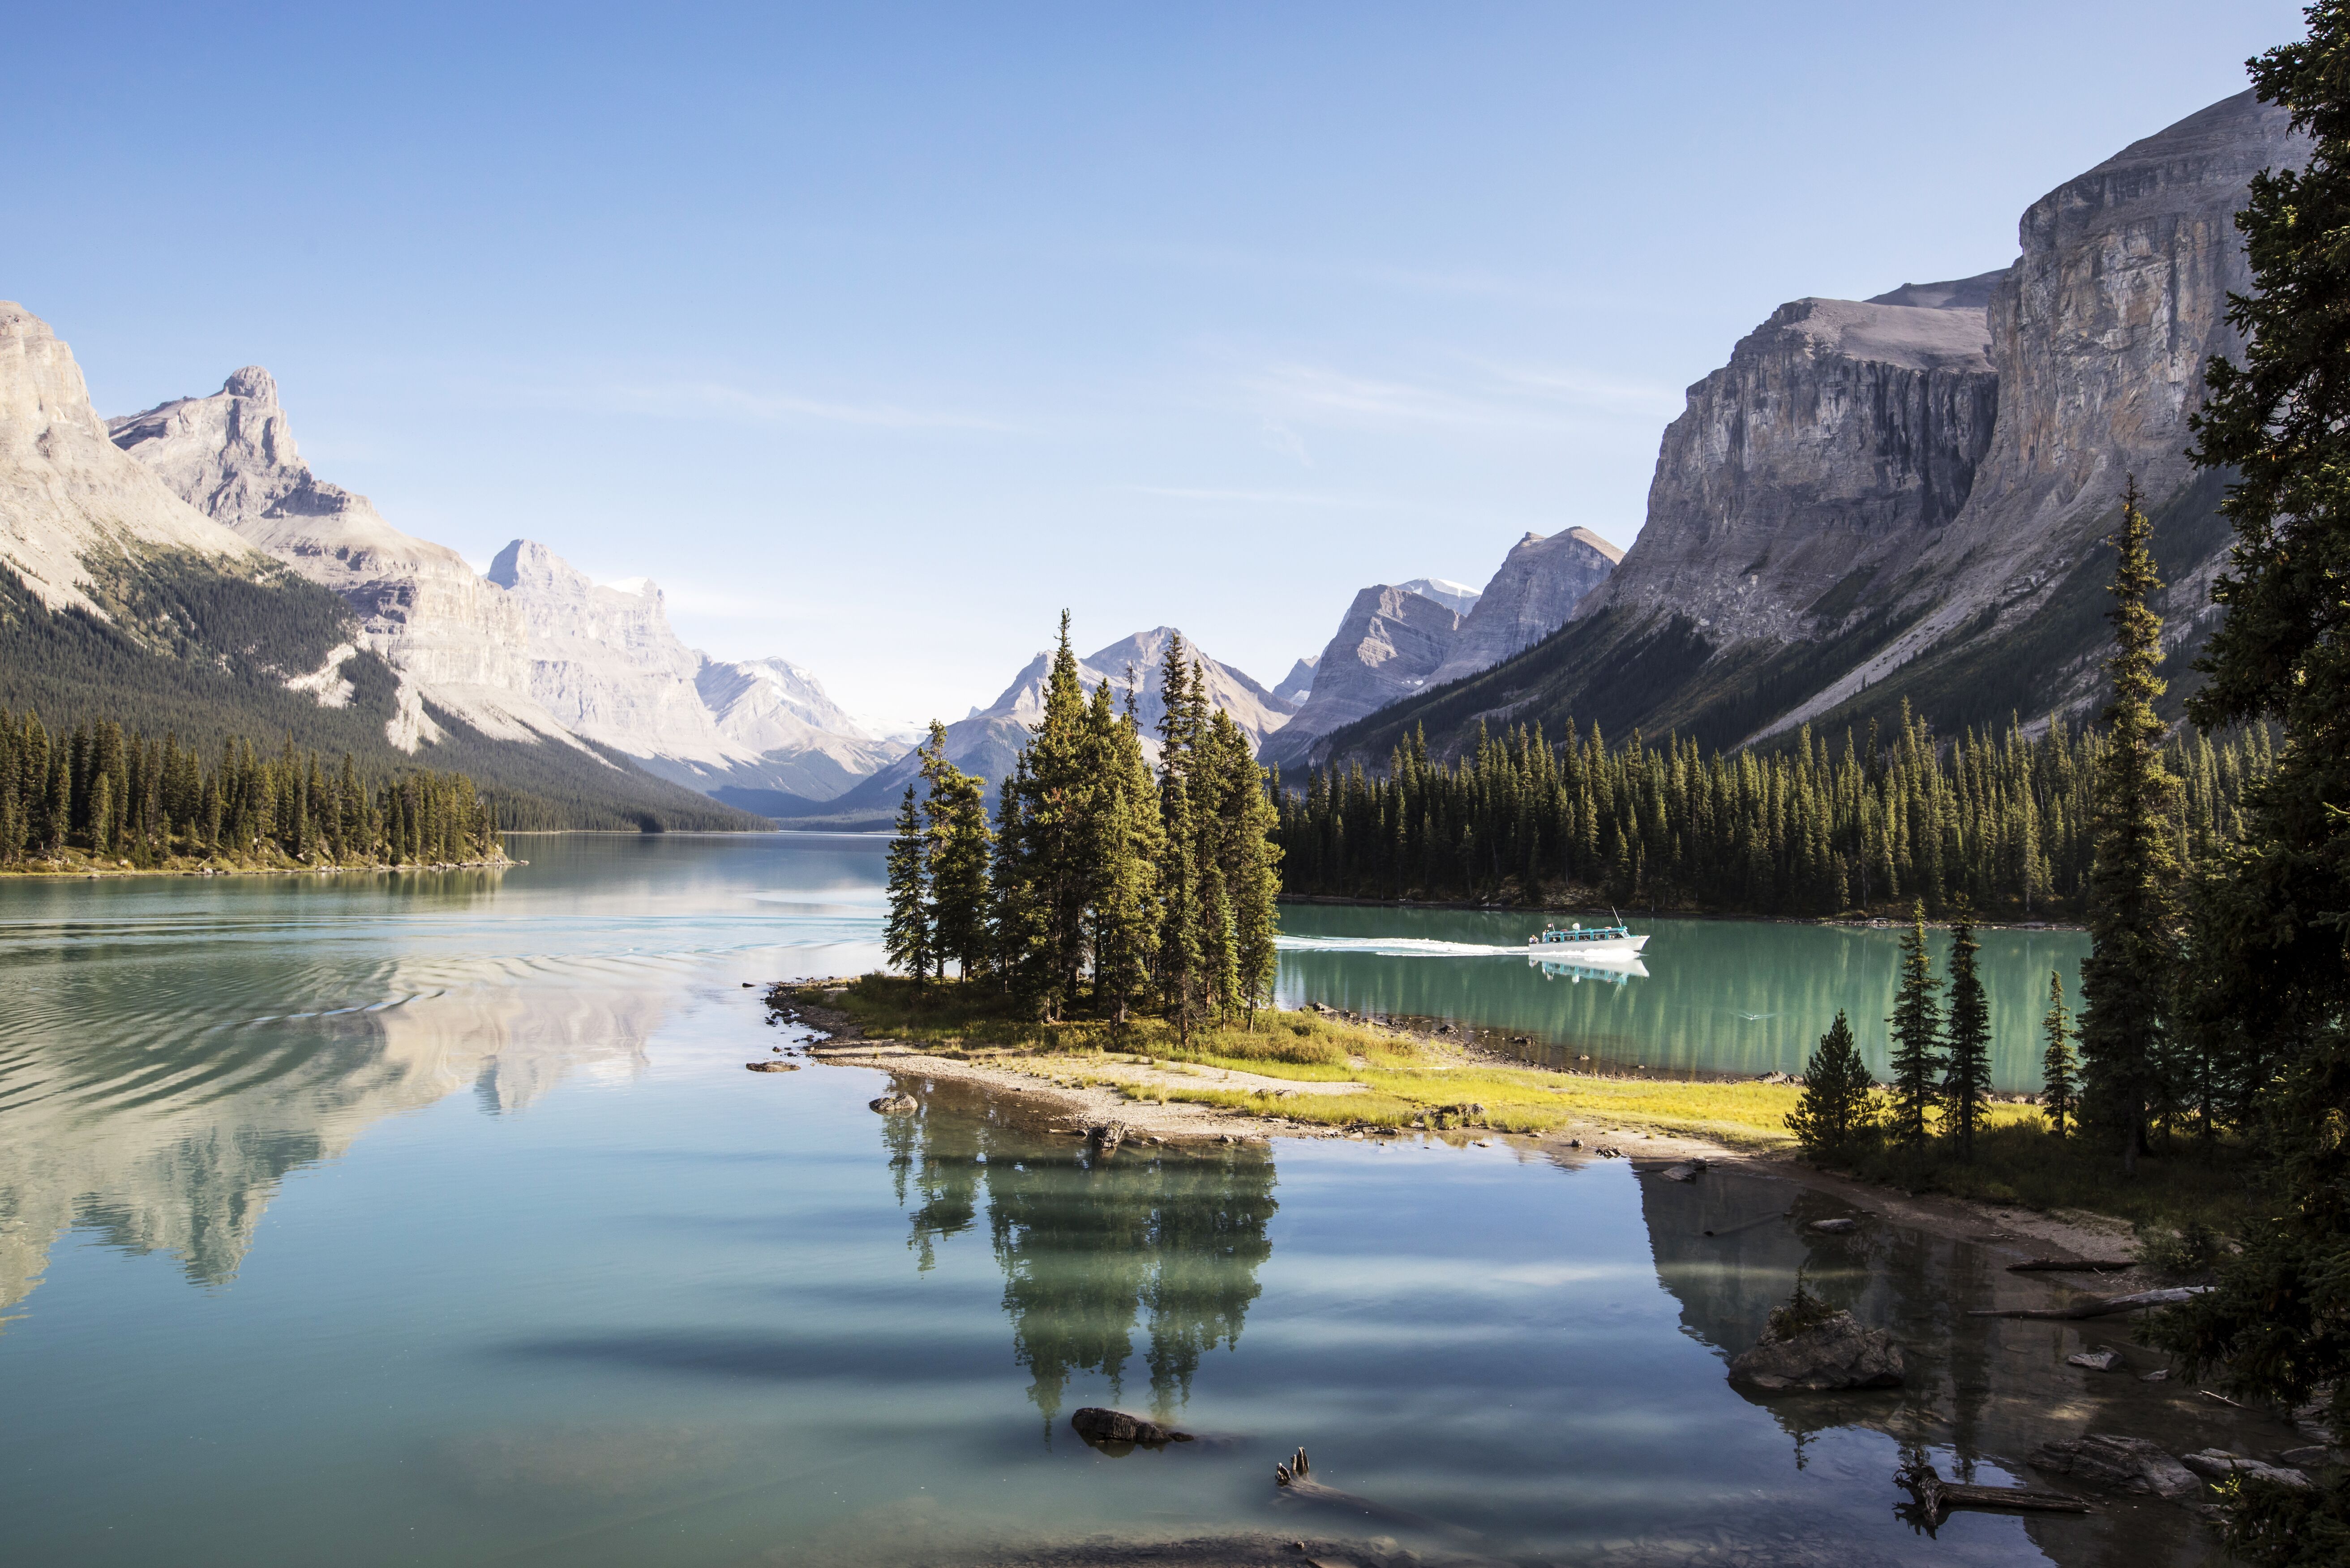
[1527,933,1647,959]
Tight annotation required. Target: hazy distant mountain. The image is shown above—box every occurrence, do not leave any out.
[109,365,898,805]
[0,302,762,829]
[1274,654,1318,703]
[790,627,1294,825]
[486,540,903,799]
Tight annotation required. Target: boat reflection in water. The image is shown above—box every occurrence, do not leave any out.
[1528,951,1650,986]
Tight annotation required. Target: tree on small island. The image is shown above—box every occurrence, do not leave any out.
[1786,1010,1876,1161]
[880,617,1282,1034]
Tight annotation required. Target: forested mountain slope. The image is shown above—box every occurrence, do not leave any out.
[0,304,764,831]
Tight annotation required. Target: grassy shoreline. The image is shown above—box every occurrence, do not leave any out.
[806,974,2251,1234]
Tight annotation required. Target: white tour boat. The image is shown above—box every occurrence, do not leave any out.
[1526,917,1648,960]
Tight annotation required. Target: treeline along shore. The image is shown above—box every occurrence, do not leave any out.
[1275,707,2269,919]
[0,708,502,873]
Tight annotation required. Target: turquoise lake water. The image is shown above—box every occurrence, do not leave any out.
[0,835,2252,1566]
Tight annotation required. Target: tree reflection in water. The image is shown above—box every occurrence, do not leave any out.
[881,1081,1276,1427]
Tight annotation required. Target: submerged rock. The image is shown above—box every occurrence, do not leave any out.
[2030,1434,2200,1498]
[1728,1311,1906,1391]
[744,1061,799,1073]
[1071,1407,1191,1447]
[2067,1349,2123,1372]
[1808,1217,1858,1234]
[868,1092,918,1114]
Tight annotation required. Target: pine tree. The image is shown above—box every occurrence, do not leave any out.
[1157,768,1202,1046]
[1939,896,1993,1161]
[1886,900,1943,1147]
[883,784,932,986]
[1785,1010,1877,1160]
[1222,720,1282,1026]
[2148,12,2350,1545]
[1087,682,1163,1024]
[2041,969,2077,1139]
[2077,478,2183,1174]
[919,722,993,981]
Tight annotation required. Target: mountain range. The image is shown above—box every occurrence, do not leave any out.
[0,85,2296,826]
[1298,88,2299,772]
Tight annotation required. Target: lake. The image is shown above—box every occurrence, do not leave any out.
[0,835,2245,1567]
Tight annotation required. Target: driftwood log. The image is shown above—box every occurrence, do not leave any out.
[2006,1258,2135,1273]
[1968,1286,2211,1320]
[1899,1461,2093,1526]
[1273,1449,1447,1530]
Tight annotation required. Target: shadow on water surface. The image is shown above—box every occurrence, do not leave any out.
[1640,1165,2299,1568]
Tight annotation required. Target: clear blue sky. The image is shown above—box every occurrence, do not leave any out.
[2,1,2304,727]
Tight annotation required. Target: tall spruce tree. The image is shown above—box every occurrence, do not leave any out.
[1886,900,1943,1147]
[2077,479,2183,1174]
[2148,9,2350,1554]
[1000,613,1096,1019]
[1939,896,1993,1161]
[1084,680,1162,1023]
[919,721,993,982]
[1786,1010,1877,1160]
[2041,969,2077,1139]
[1218,714,1282,1026]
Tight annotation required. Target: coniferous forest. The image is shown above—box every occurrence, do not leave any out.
[1275,707,2268,917]
[886,618,1281,1030]
[0,708,502,870]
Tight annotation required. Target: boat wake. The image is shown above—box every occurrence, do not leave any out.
[1276,935,1565,959]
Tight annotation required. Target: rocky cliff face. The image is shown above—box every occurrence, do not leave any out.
[1312,89,2305,764]
[484,541,903,801]
[1430,528,1623,685]
[107,363,893,799]
[110,369,562,751]
[1265,526,1625,766]
[1259,586,1462,765]
[1751,88,2309,738]
[1580,294,2000,645]
[0,304,265,617]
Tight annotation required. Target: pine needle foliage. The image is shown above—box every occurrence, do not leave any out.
[884,783,932,986]
[1276,707,2261,917]
[2040,971,2078,1139]
[1886,900,1943,1147]
[1940,896,1994,1161]
[1785,1010,1878,1161]
[2077,479,2184,1174]
[2143,9,2350,1555]
[0,708,499,869]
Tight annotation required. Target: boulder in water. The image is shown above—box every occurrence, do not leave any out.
[1728,1310,1905,1391]
[1071,1407,1190,1448]
[2030,1434,2201,1498]
[868,1092,918,1114]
